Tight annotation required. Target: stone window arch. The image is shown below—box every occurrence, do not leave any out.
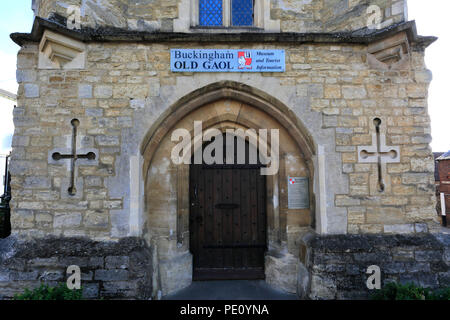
[174,0,280,32]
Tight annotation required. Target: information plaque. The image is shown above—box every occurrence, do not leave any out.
[170,49,285,73]
[287,177,309,209]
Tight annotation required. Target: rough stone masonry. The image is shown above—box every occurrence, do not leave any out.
[0,0,448,299]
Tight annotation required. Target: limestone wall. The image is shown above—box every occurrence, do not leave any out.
[0,237,152,299]
[10,33,437,243]
[306,234,450,299]
[33,0,407,33]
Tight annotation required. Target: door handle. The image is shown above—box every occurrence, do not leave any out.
[191,185,198,207]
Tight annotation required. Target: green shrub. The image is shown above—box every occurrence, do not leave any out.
[14,283,83,300]
[371,282,450,300]
[426,287,450,300]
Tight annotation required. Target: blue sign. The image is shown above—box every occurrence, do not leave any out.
[170,49,285,73]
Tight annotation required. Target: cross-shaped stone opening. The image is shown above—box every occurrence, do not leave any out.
[358,118,400,193]
[51,119,97,196]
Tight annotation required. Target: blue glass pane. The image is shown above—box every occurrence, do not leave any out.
[232,0,253,26]
[199,0,223,26]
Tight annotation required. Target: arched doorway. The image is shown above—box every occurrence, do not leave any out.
[141,81,316,296]
[190,134,267,280]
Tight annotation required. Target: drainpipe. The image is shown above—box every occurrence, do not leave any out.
[0,154,11,238]
[3,155,9,197]
[441,192,447,227]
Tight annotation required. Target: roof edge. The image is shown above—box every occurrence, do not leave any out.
[11,17,437,48]
[437,151,450,161]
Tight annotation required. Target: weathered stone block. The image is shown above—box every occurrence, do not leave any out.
[392,249,414,262]
[309,275,337,300]
[265,252,299,294]
[88,257,105,268]
[82,283,100,299]
[81,271,94,281]
[59,257,90,268]
[342,86,367,99]
[53,212,82,228]
[24,84,39,98]
[101,281,137,298]
[94,85,113,98]
[95,135,120,146]
[24,176,51,189]
[16,69,37,83]
[12,135,29,147]
[411,157,434,172]
[79,84,93,99]
[29,257,59,267]
[405,262,430,273]
[105,256,129,269]
[94,269,129,281]
[335,195,360,206]
[366,207,405,225]
[345,264,361,276]
[384,224,415,234]
[438,271,450,286]
[0,269,10,282]
[39,270,65,281]
[10,271,39,281]
[415,223,429,233]
[159,252,192,296]
[86,108,103,117]
[415,250,442,262]
[354,252,391,263]
[383,262,405,274]
[84,211,109,229]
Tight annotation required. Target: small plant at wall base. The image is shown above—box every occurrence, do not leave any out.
[14,283,83,300]
[371,282,450,300]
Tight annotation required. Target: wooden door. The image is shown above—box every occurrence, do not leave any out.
[189,138,267,280]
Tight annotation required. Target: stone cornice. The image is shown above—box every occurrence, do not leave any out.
[11,16,437,49]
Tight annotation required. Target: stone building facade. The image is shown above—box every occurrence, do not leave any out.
[0,0,449,299]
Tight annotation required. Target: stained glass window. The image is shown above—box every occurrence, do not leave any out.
[231,0,253,26]
[199,0,223,26]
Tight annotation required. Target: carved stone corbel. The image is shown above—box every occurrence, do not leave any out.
[367,31,410,70]
[38,29,86,69]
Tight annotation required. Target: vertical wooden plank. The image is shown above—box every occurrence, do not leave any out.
[189,164,196,267]
[199,165,207,269]
[258,169,267,267]
[213,168,223,268]
[240,168,250,268]
[223,168,233,268]
[204,168,214,268]
[232,168,242,269]
[249,168,258,267]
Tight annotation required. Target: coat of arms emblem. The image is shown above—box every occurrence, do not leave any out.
[238,51,252,69]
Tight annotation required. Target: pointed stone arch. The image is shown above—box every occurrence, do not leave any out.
[141,81,316,181]
[141,81,317,296]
